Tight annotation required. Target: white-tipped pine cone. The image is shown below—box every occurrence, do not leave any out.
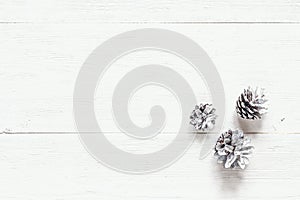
[215,129,254,169]
[236,86,268,120]
[190,103,217,131]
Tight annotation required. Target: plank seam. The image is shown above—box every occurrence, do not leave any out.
[2,21,300,25]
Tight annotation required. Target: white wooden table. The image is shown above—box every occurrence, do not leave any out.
[1,1,300,199]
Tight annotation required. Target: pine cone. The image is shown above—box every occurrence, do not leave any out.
[215,129,254,169]
[236,86,268,120]
[190,103,217,131]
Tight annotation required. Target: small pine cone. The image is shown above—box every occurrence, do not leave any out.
[190,103,217,131]
[236,86,268,120]
[215,129,254,169]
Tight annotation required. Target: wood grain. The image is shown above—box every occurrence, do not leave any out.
[1,0,300,23]
[0,133,299,199]
[1,1,300,199]
[0,24,299,132]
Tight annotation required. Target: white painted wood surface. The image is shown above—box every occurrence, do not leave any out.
[1,0,300,199]
[0,24,299,132]
[1,0,300,23]
[0,134,299,200]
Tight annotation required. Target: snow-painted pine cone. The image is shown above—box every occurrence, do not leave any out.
[215,129,254,169]
[236,86,268,120]
[190,103,217,131]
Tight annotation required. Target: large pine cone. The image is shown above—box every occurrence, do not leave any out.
[190,103,217,131]
[215,129,254,169]
[236,86,268,120]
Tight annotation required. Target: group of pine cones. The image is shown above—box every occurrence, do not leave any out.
[190,86,268,169]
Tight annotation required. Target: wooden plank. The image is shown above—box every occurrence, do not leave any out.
[1,0,300,23]
[0,133,299,199]
[0,24,299,132]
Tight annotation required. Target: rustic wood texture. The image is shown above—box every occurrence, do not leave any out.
[1,1,300,199]
[0,134,299,200]
[0,24,299,132]
[1,0,300,23]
